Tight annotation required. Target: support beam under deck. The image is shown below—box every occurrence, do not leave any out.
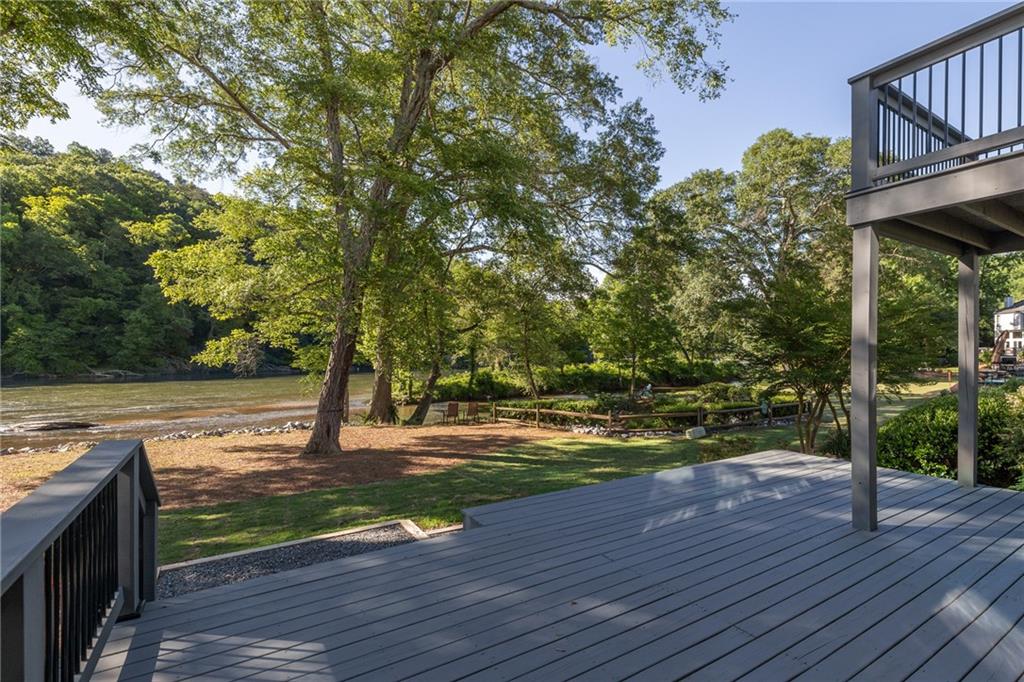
[851,225,878,531]
[958,249,979,488]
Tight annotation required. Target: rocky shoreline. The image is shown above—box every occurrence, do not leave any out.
[0,420,315,456]
[2,415,801,456]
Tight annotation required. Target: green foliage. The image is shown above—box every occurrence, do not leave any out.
[658,129,945,453]
[694,382,752,403]
[429,369,524,402]
[424,360,739,403]
[818,427,851,459]
[878,386,1024,489]
[586,259,677,394]
[0,0,107,127]
[0,139,217,374]
[533,361,635,394]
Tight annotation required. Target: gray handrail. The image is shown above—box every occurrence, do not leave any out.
[849,4,1024,86]
[1,440,160,681]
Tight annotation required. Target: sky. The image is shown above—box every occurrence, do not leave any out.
[19,1,1014,195]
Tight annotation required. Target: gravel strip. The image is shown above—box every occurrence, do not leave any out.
[157,524,419,599]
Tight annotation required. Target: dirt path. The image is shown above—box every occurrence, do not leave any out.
[0,423,574,511]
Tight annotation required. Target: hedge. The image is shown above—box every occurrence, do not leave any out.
[420,360,739,403]
[877,384,1024,490]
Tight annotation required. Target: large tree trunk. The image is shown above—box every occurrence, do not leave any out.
[405,359,442,425]
[303,318,357,456]
[367,345,395,423]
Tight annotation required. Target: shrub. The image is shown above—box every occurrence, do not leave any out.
[424,360,740,402]
[641,357,739,387]
[695,382,753,403]
[818,427,850,458]
[429,369,525,402]
[533,362,634,394]
[877,386,1024,489]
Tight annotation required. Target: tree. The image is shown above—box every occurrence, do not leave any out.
[1,1,104,128]
[0,139,215,374]
[64,0,730,454]
[587,277,676,396]
[482,248,590,398]
[665,130,944,453]
[587,246,677,396]
[652,169,736,363]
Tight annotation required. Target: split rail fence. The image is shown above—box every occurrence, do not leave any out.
[490,401,810,432]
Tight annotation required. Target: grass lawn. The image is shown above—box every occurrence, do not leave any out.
[159,426,800,564]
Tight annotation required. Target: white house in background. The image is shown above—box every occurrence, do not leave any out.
[995,296,1024,352]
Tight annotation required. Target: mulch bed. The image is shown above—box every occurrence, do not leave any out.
[0,423,573,510]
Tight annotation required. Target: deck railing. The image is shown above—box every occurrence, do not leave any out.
[851,6,1024,190]
[0,441,160,682]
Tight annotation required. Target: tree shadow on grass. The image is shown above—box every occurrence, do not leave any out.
[156,431,573,508]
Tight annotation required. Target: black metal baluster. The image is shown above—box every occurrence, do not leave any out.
[1018,28,1022,128]
[980,43,985,137]
[83,504,90,649]
[107,482,114,597]
[72,518,81,673]
[882,84,888,165]
[77,516,86,670]
[912,71,918,158]
[962,52,967,164]
[107,482,114,598]
[61,531,70,682]
[45,545,55,682]
[927,64,934,152]
[998,36,1004,132]
[87,499,96,638]
[898,77,905,161]
[944,58,950,149]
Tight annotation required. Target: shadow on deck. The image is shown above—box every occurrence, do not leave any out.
[96,451,1024,681]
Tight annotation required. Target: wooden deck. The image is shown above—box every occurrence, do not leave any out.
[94,450,1024,681]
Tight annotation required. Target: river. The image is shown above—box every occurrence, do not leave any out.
[1,374,443,449]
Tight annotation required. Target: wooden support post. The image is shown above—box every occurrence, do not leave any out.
[697,407,703,427]
[535,407,540,428]
[491,402,497,423]
[118,454,141,617]
[0,556,44,682]
[959,248,979,488]
[607,410,613,428]
[851,225,879,531]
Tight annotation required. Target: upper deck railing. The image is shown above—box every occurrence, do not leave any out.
[850,5,1024,191]
[1,441,160,682]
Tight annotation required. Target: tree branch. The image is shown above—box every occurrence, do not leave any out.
[167,46,293,150]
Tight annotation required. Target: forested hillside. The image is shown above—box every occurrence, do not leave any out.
[1,136,222,375]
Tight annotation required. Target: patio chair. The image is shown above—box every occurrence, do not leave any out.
[442,401,459,424]
[466,401,479,423]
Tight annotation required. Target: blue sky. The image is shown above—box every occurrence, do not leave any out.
[20,1,1013,194]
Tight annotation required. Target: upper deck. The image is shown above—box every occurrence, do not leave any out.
[847,5,1024,256]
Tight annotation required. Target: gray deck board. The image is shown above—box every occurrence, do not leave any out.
[104,456,852,679]
[103,453,836,648]
[100,453,842,666]
[94,451,1024,681]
